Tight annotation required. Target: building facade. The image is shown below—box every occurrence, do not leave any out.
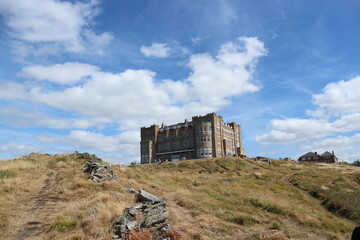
[298,151,338,164]
[140,113,244,164]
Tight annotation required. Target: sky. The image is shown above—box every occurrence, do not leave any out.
[0,0,360,164]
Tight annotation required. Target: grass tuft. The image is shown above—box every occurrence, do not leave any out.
[227,214,259,225]
[0,170,16,178]
[248,198,286,215]
[50,220,77,231]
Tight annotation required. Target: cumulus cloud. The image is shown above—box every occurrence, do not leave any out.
[9,37,266,130]
[36,130,140,163]
[19,62,99,85]
[0,37,266,163]
[304,134,360,151]
[256,113,360,144]
[256,118,332,144]
[0,0,112,55]
[312,76,360,115]
[140,43,171,58]
[257,75,360,153]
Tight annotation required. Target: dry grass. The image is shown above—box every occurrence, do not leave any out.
[123,157,359,239]
[0,154,359,239]
[0,153,133,240]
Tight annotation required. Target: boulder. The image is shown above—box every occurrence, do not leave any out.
[137,189,164,204]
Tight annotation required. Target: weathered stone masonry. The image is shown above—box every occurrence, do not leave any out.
[140,113,244,164]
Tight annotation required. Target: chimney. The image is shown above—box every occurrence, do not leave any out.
[315,151,317,155]
[332,150,334,155]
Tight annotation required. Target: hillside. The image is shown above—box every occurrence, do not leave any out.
[0,153,359,240]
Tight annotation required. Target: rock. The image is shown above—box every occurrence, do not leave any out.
[143,203,168,227]
[126,221,139,231]
[125,187,137,194]
[83,158,116,182]
[113,194,171,239]
[137,189,165,204]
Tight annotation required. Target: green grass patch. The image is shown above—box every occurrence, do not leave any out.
[247,198,286,215]
[226,214,259,225]
[334,177,345,182]
[50,220,77,231]
[0,170,16,179]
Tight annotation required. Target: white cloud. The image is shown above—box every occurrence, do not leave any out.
[0,108,110,129]
[301,134,360,162]
[0,36,266,163]
[218,0,237,24]
[312,76,360,115]
[304,134,360,151]
[19,62,99,85]
[0,142,39,154]
[191,37,203,44]
[256,76,360,144]
[256,113,360,144]
[257,75,360,162]
[2,37,266,131]
[256,118,332,144]
[140,43,171,58]
[36,130,140,163]
[0,0,112,55]
[0,81,27,99]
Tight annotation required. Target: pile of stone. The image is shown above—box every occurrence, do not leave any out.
[83,158,116,182]
[113,189,175,240]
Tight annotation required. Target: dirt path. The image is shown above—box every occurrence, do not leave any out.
[9,169,68,240]
[281,172,321,206]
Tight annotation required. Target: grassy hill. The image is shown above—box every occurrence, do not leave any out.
[0,153,359,240]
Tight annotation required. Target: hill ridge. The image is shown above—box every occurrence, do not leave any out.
[0,154,359,239]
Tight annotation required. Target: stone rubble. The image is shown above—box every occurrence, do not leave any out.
[83,158,116,182]
[113,189,172,240]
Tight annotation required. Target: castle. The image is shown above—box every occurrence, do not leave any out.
[140,113,244,164]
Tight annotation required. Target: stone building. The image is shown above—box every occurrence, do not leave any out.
[140,113,244,164]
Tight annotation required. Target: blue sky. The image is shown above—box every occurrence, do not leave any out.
[0,0,360,164]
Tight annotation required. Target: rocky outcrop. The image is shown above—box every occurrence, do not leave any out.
[113,189,179,240]
[83,158,116,182]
